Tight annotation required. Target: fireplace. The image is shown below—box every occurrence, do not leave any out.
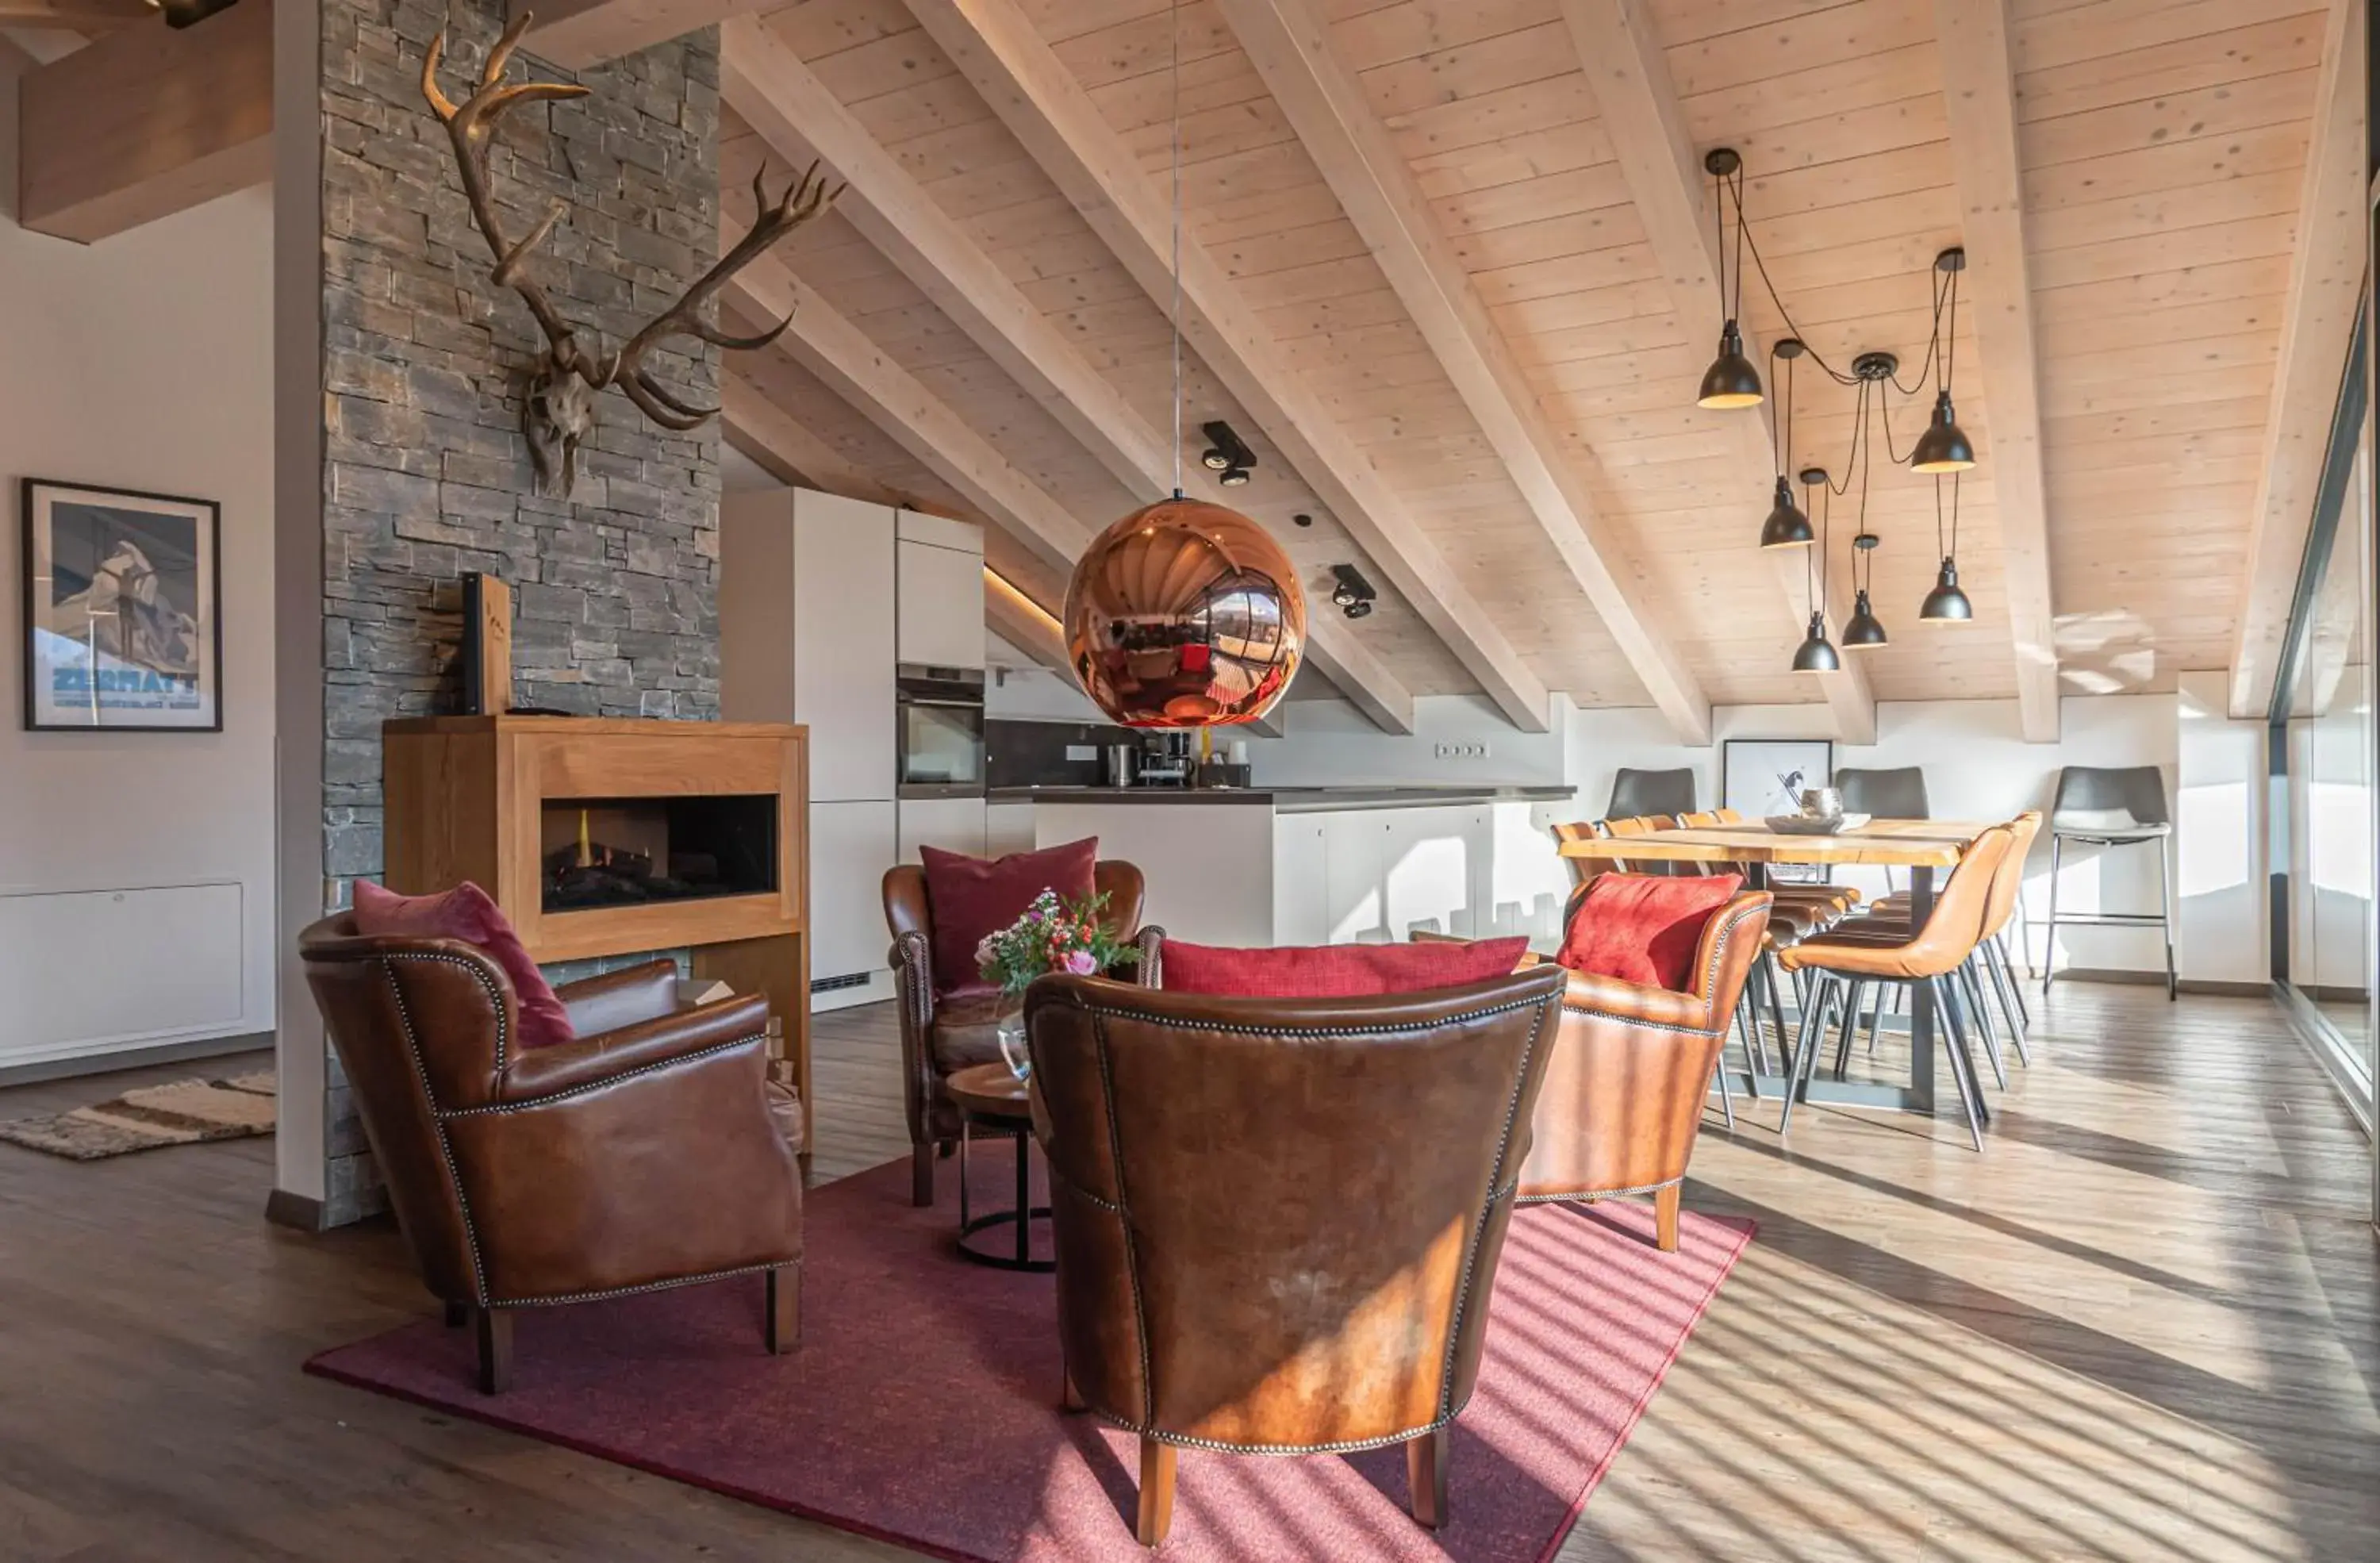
[540,794,777,912]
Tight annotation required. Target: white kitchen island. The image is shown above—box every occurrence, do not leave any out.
[1011,786,1578,949]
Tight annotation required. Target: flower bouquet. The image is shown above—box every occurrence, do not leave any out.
[975,889,1139,1077]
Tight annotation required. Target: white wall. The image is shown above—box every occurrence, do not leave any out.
[1245,693,1572,788]
[0,79,277,1068]
[2178,670,2270,987]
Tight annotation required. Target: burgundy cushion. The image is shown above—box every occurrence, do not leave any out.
[919,837,1099,997]
[1159,937,1532,998]
[351,880,574,1050]
[1556,872,1742,993]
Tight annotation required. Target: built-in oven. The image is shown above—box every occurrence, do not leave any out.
[896,664,986,798]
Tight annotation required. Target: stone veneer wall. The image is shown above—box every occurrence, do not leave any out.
[316,0,723,1223]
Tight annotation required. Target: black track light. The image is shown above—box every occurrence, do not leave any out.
[1699,320,1764,409]
[1760,475,1813,548]
[1200,447,1232,470]
[1910,390,1976,473]
[1344,599,1372,620]
[1842,589,1888,650]
[1920,557,1973,622]
[1328,563,1377,620]
[1218,466,1250,487]
[1200,421,1257,481]
[1791,611,1840,673]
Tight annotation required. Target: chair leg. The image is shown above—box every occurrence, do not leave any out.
[2156,839,2178,1000]
[766,1263,800,1354]
[474,1307,512,1396]
[1779,973,1835,1141]
[2041,835,2063,993]
[1137,1437,1177,1547]
[1061,1369,1086,1411]
[1929,977,1987,1152]
[1984,939,2033,1066]
[1760,953,1793,1080]
[911,1141,935,1208]
[1407,1425,1450,1530]
[1712,1035,1737,1131]
[1653,1184,1682,1253]
[1831,978,1864,1079]
[1998,930,2032,1025]
[1960,960,2009,1089]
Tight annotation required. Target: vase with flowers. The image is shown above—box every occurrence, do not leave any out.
[975,889,1139,1079]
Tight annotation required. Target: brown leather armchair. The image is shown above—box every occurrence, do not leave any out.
[1520,889,1772,1252]
[883,859,1155,1207]
[1025,964,1568,1546]
[298,913,804,1394]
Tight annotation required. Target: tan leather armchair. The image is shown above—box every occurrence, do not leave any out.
[298,912,804,1394]
[1025,965,1568,1546]
[883,859,1155,1207]
[1522,890,1772,1251]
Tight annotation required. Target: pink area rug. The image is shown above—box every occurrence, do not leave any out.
[307,1140,1750,1561]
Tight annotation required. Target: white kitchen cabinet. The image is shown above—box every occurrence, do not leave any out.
[720,488,897,804]
[1322,812,1390,943]
[808,800,897,1010]
[900,796,988,862]
[896,514,986,670]
[985,803,1037,858]
[1272,815,1329,946]
[794,490,896,802]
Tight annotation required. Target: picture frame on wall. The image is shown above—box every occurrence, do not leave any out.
[20,479,223,732]
[1723,738,1835,881]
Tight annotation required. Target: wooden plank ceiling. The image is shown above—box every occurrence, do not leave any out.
[715,0,2349,734]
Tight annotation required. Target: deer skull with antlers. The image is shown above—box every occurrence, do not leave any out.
[423,13,839,496]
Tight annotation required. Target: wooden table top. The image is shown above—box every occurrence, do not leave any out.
[1556,817,1997,869]
[946,1062,1032,1121]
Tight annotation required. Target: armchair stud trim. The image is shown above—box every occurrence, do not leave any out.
[380,952,496,1306]
[1438,1002,1549,1423]
[445,1034,766,1117]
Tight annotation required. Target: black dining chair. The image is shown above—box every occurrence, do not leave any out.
[2041,765,2175,1000]
[1608,766,1697,819]
[1833,766,1930,820]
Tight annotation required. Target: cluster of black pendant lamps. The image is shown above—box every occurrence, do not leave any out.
[1696,149,1979,673]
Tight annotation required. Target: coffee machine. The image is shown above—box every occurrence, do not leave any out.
[1137,731,1194,789]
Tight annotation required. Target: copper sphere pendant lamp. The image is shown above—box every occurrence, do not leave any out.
[1061,0,1303,728]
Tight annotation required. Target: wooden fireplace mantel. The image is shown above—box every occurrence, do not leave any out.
[382,715,812,1155]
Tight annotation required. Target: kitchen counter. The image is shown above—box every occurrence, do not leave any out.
[988,785,1572,812]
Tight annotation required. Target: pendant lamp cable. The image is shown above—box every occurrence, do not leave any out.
[1168,0,1184,500]
[1933,470,1964,558]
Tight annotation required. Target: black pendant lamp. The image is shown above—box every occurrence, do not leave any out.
[1791,611,1841,672]
[1758,340,1813,546]
[1696,150,1763,409]
[1910,250,1976,473]
[1791,473,1838,672]
[1920,473,1974,622]
[1843,532,1887,648]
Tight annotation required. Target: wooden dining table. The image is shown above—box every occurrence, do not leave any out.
[1557,818,1999,1118]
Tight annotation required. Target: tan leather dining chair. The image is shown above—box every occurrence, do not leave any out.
[1776,825,2017,1150]
[1850,812,2042,1074]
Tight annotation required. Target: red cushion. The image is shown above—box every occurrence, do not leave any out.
[351,880,574,1050]
[1159,937,1531,998]
[919,837,1099,996]
[1556,872,1742,993]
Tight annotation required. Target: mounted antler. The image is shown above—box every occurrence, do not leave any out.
[423,12,842,495]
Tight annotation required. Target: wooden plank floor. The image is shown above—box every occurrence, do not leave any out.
[0,983,2372,1561]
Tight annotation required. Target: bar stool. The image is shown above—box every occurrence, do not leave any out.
[2041,766,2175,1000]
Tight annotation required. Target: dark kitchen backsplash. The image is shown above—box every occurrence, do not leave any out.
[987,719,1139,787]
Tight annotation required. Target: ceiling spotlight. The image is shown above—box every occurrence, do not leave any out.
[1791,610,1840,673]
[1200,421,1257,482]
[1328,563,1377,620]
[1920,557,1974,622]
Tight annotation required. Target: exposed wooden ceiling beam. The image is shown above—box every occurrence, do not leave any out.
[721,244,1411,734]
[15,0,269,243]
[0,0,146,25]
[904,0,1549,734]
[1561,0,1876,744]
[716,16,1416,735]
[2226,0,2367,719]
[721,376,922,509]
[1214,0,1710,745]
[1933,0,2060,743]
[509,0,777,71]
